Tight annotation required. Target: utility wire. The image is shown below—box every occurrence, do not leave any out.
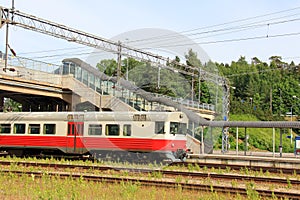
[18,46,89,55]
[152,31,300,48]
[11,6,300,65]
[127,6,300,44]
[127,14,300,48]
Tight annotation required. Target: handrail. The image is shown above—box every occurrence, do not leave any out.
[1,55,215,112]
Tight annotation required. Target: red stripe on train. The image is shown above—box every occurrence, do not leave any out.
[0,135,186,151]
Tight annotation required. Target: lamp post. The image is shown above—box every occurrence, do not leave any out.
[198,68,201,103]
[279,88,282,116]
[290,105,293,144]
[291,95,299,144]
[125,38,129,80]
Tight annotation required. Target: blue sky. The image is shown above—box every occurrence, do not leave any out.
[1,0,300,65]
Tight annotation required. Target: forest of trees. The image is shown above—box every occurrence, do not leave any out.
[96,50,300,122]
[95,50,300,152]
[218,55,300,121]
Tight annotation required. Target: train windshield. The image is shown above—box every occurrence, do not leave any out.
[170,122,187,135]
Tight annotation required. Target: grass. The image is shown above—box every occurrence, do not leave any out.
[0,172,236,200]
[0,156,299,199]
[228,114,295,153]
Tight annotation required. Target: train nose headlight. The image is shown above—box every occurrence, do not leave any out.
[171,143,175,147]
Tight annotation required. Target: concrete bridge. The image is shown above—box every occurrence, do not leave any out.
[0,56,216,121]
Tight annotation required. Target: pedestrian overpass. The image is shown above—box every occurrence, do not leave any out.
[0,56,216,121]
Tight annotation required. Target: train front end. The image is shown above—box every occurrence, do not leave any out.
[153,112,190,163]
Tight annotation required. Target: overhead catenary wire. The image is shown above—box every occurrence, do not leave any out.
[125,15,300,48]
[7,5,300,66]
[152,31,300,48]
[13,6,300,55]
[126,6,300,45]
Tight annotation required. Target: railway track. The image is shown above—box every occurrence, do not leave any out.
[1,160,299,184]
[1,169,299,199]
[177,160,300,174]
[0,159,300,199]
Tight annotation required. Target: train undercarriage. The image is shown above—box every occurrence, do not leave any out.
[1,147,187,164]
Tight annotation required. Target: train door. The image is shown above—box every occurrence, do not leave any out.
[67,114,84,154]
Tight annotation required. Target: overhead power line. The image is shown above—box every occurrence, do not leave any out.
[153,31,300,48]
[9,6,300,65]
[127,6,300,45]
[127,14,300,48]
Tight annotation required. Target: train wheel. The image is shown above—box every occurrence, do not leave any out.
[7,149,24,157]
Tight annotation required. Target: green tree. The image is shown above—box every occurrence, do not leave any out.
[217,55,300,120]
[184,49,213,104]
[97,59,118,76]
[185,49,202,68]
[4,98,22,112]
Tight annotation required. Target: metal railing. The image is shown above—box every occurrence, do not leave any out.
[1,55,215,112]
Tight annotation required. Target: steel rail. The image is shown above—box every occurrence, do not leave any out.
[1,160,299,183]
[1,168,299,199]
[173,161,300,174]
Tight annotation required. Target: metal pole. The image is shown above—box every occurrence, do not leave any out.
[198,69,201,102]
[157,65,161,90]
[236,127,239,156]
[215,77,218,108]
[291,106,293,144]
[191,75,194,102]
[4,11,9,72]
[4,0,16,72]
[126,57,129,80]
[279,88,282,116]
[125,38,129,81]
[201,126,204,154]
[244,127,247,156]
[279,129,283,158]
[273,127,275,157]
[117,41,122,83]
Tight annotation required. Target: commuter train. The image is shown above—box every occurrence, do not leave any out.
[0,111,189,163]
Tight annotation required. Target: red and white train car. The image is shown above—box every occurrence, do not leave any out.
[0,111,189,163]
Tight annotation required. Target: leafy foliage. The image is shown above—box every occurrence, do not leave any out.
[3,98,22,112]
[217,56,300,120]
[96,53,300,152]
[227,114,294,153]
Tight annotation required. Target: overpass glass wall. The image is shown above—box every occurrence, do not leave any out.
[61,61,215,112]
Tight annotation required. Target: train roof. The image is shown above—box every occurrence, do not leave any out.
[0,111,187,122]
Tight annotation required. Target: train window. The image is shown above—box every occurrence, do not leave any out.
[178,123,187,135]
[29,124,40,134]
[44,124,56,135]
[123,124,131,136]
[106,124,119,136]
[155,122,165,134]
[14,124,25,134]
[170,122,178,135]
[0,124,11,134]
[88,124,102,135]
[170,122,187,135]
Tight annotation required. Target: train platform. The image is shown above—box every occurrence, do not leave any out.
[187,151,300,170]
